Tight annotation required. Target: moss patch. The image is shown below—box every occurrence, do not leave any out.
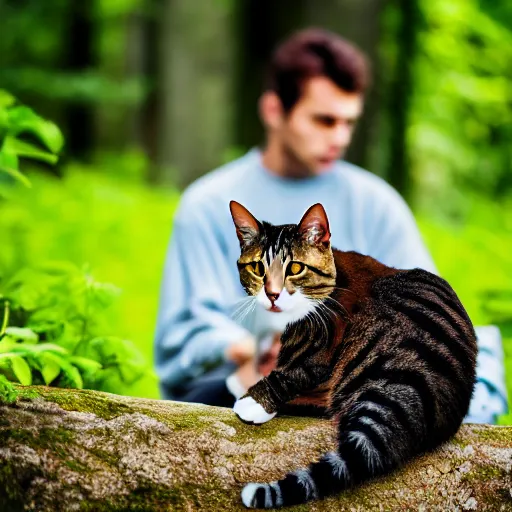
[13,386,328,444]
[471,425,512,445]
[78,482,246,512]
[0,426,74,450]
[40,389,134,420]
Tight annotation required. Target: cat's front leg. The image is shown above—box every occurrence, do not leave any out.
[233,366,325,424]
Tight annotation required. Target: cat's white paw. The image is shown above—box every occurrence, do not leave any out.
[241,482,282,508]
[233,396,276,424]
[241,483,262,508]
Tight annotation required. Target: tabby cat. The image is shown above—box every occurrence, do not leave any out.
[229,200,477,509]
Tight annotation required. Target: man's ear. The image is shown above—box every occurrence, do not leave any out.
[298,203,331,246]
[229,201,261,248]
[258,91,284,130]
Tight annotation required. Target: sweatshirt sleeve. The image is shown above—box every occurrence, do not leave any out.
[154,199,252,396]
[365,185,437,273]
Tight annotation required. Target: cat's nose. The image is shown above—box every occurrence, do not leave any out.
[265,290,280,303]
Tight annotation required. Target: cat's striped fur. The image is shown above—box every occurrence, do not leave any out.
[230,201,477,509]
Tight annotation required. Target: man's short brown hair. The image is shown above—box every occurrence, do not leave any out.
[265,28,369,112]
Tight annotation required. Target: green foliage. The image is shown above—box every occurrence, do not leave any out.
[1,69,147,107]
[0,162,179,398]
[0,375,18,404]
[418,197,512,424]
[0,1,148,108]
[0,92,174,402]
[0,263,149,394]
[411,0,512,213]
[0,89,63,188]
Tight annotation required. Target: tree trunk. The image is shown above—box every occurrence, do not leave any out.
[63,2,96,161]
[1,386,511,511]
[154,0,235,188]
[304,0,386,175]
[232,0,307,151]
[385,0,421,199]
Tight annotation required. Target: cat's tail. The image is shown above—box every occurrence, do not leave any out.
[240,402,416,509]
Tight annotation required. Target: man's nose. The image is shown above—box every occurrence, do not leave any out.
[332,123,351,147]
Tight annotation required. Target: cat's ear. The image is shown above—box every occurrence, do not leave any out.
[298,203,331,246]
[230,201,261,248]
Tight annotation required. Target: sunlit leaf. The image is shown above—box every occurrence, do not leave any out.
[11,356,32,386]
[0,90,16,109]
[2,136,59,165]
[24,343,68,354]
[69,356,102,372]
[40,357,61,385]
[59,361,84,389]
[5,327,39,343]
[0,166,31,188]
[7,106,64,154]
[0,149,19,170]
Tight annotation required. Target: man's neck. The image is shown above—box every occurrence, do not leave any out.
[260,140,314,180]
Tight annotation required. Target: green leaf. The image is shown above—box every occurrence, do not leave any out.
[5,327,39,343]
[0,150,31,187]
[35,351,83,389]
[0,90,16,109]
[11,356,32,385]
[25,343,68,354]
[7,106,64,154]
[0,339,18,353]
[0,149,19,170]
[62,364,83,389]
[69,356,102,372]
[0,108,8,144]
[0,374,18,404]
[57,358,84,389]
[0,351,19,360]
[2,136,59,165]
[0,165,31,187]
[118,360,146,385]
[40,357,61,385]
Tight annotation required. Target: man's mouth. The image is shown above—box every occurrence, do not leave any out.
[317,157,335,167]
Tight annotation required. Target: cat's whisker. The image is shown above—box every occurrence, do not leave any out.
[242,300,257,323]
[321,296,350,319]
[309,304,330,339]
[231,297,256,323]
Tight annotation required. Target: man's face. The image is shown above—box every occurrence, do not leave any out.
[268,77,364,175]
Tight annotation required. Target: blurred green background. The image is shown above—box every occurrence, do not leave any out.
[0,0,510,421]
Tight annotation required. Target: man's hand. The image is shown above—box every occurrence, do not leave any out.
[224,336,257,365]
[257,333,281,376]
[225,333,282,400]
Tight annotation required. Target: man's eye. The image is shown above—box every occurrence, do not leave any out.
[314,115,336,127]
[247,262,264,277]
[288,262,305,276]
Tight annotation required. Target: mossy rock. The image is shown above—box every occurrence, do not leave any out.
[0,386,511,511]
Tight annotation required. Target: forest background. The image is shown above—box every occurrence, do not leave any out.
[0,0,510,423]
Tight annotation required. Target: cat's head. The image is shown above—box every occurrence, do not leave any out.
[230,201,336,323]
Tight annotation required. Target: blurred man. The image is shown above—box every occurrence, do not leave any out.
[154,28,507,423]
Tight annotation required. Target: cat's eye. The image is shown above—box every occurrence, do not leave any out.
[246,261,264,277]
[287,262,305,276]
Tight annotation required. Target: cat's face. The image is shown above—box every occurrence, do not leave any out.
[230,202,336,324]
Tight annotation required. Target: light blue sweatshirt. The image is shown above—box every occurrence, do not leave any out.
[155,149,508,423]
